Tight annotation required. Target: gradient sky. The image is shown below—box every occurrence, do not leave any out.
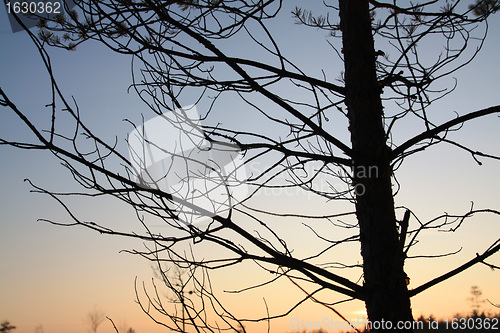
[1,1,500,333]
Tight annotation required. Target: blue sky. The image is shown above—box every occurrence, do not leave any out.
[1,2,500,332]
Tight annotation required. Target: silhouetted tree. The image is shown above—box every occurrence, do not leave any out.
[1,1,500,332]
[468,286,486,315]
[0,322,15,333]
[115,319,136,333]
[87,307,105,333]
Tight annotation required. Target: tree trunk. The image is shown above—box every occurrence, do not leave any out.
[339,1,414,331]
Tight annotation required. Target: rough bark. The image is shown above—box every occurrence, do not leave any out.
[339,0,414,331]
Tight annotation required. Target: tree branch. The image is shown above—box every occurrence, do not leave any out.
[409,240,500,297]
[392,105,500,160]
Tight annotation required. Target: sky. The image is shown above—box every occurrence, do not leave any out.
[1,1,500,333]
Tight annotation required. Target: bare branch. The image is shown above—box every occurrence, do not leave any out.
[410,240,500,297]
